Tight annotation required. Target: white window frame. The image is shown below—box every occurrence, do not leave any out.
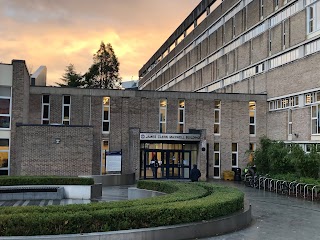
[0,96,11,130]
[249,101,256,136]
[41,95,50,124]
[260,0,264,20]
[160,99,167,133]
[0,138,10,175]
[62,95,71,125]
[288,109,293,136]
[102,97,110,133]
[213,142,220,179]
[101,140,109,175]
[311,104,320,135]
[232,143,238,168]
[214,100,221,135]
[178,99,185,133]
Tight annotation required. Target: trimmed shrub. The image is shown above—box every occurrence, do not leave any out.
[0,176,94,186]
[0,181,244,236]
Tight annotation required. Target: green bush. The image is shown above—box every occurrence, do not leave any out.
[0,176,94,186]
[0,181,244,236]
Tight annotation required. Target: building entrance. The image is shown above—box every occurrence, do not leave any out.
[140,142,197,179]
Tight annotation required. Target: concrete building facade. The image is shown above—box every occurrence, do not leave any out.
[0,60,266,180]
[139,0,320,152]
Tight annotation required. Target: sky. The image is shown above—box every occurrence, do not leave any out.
[0,0,201,86]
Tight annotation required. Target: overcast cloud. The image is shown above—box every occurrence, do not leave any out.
[0,0,201,85]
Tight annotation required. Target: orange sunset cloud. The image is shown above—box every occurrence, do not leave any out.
[0,0,201,85]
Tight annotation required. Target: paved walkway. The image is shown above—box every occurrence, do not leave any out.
[0,185,133,207]
[1,182,319,240]
[202,180,320,240]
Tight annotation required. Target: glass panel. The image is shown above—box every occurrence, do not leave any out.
[103,97,110,105]
[103,122,110,132]
[160,123,166,133]
[214,143,219,151]
[0,87,11,97]
[63,106,69,119]
[312,119,317,134]
[103,108,109,120]
[0,152,8,168]
[43,95,50,103]
[0,116,10,128]
[0,99,10,114]
[179,100,185,108]
[249,101,256,110]
[232,154,237,166]
[250,116,255,124]
[63,121,70,125]
[179,124,184,133]
[214,167,220,177]
[64,96,71,104]
[43,105,49,118]
[0,139,9,147]
[250,125,255,134]
[214,153,220,165]
[160,109,166,121]
[43,120,49,125]
[317,92,320,102]
[214,111,220,123]
[214,124,219,134]
[312,106,317,118]
[214,100,221,109]
[179,109,184,122]
[232,143,237,151]
[160,99,167,107]
[0,170,8,175]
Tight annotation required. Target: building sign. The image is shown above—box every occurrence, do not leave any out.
[105,151,122,172]
[140,133,201,141]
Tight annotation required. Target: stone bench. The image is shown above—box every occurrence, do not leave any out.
[0,186,64,200]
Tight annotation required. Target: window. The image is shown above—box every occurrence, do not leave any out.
[214,100,221,135]
[288,109,293,135]
[160,99,167,133]
[307,2,320,35]
[232,16,236,38]
[249,101,256,135]
[269,30,272,55]
[102,97,110,133]
[0,139,9,175]
[283,21,286,50]
[42,95,50,124]
[62,95,71,125]
[213,143,220,178]
[260,0,264,20]
[311,104,320,135]
[275,0,279,10]
[232,143,238,167]
[101,140,109,174]
[0,87,11,129]
[178,100,185,133]
[249,143,255,163]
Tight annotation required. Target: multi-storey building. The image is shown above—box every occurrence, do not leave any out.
[0,60,266,180]
[139,0,320,151]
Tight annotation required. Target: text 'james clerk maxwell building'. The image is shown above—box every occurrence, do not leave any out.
[1,0,320,180]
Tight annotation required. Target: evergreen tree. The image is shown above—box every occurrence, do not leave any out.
[58,64,82,87]
[83,42,121,89]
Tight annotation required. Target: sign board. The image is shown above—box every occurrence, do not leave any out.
[105,151,122,172]
[140,133,201,141]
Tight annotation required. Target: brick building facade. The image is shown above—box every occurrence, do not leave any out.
[0,60,266,180]
[139,0,320,154]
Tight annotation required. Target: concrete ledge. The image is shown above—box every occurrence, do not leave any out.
[0,187,64,200]
[89,173,135,186]
[128,187,166,199]
[0,202,251,240]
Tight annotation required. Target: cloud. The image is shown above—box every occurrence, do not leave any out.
[0,0,201,85]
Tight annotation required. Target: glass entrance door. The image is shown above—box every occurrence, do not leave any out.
[143,150,191,179]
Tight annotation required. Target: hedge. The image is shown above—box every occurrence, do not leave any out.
[0,176,94,186]
[0,181,244,236]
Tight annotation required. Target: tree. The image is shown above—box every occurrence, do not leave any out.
[83,42,121,89]
[57,64,83,87]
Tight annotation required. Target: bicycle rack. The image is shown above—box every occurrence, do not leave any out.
[296,183,306,198]
[289,181,297,196]
[259,176,265,189]
[270,179,276,192]
[312,185,320,201]
[275,180,282,193]
[263,178,272,191]
[303,184,315,199]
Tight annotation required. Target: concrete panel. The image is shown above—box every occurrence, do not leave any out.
[0,64,13,86]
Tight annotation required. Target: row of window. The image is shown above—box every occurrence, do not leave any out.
[213,142,256,178]
[41,95,70,125]
[269,90,320,111]
[141,0,302,90]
